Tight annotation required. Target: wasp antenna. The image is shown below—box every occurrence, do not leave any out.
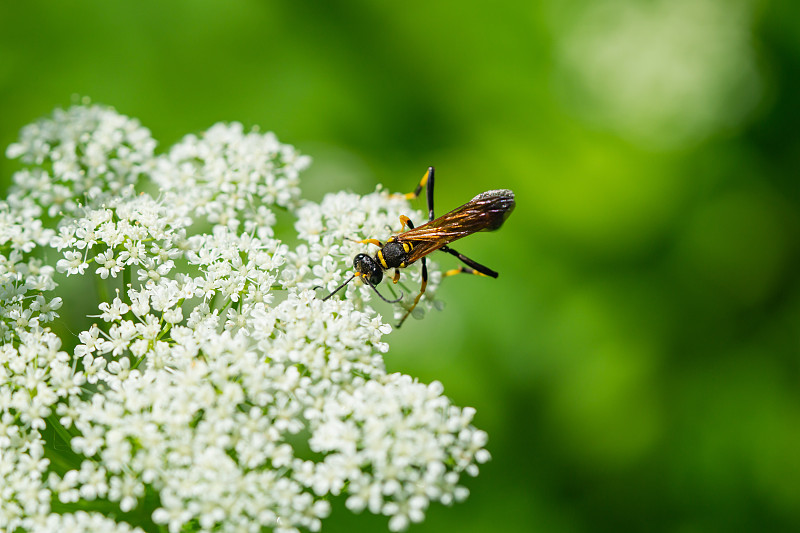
[321,274,356,301]
[365,280,404,303]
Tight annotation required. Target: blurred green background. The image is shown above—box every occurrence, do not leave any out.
[2,1,799,531]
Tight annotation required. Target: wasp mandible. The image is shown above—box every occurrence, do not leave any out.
[322,166,515,327]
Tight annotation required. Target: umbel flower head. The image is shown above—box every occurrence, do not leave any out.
[0,102,489,533]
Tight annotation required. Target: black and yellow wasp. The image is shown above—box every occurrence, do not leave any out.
[322,166,515,326]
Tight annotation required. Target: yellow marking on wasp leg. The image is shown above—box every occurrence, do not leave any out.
[414,279,428,305]
[399,215,411,230]
[403,168,431,200]
[356,238,383,247]
[444,267,489,278]
[393,269,401,283]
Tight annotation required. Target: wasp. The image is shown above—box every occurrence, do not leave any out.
[322,166,515,327]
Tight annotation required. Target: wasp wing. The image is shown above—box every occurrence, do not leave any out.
[399,189,515,264]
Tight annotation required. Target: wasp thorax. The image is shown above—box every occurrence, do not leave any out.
[353,253,383,285]
[378,241,409,269]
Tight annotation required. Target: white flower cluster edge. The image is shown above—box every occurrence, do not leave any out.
[0,102,489,533]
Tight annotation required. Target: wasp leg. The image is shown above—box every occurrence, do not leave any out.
[443,266,484,277]
[403,166,436,222]
[353,238,383,247]
[440,245,499,278]
[393,269,401,283]
[397,256,427,328]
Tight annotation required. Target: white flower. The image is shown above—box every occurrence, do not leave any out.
[97,296,130,322]
[56,250,88,276]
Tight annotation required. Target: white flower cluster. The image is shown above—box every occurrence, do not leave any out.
[6,100,156,217]
[152,122,309,238]
[0,103,489,532]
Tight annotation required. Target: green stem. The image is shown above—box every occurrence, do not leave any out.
[96,273,110,304]
[122,264,132,298]
[47,413,74,446]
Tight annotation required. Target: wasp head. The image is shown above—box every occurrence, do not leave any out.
[353,253,383,286]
